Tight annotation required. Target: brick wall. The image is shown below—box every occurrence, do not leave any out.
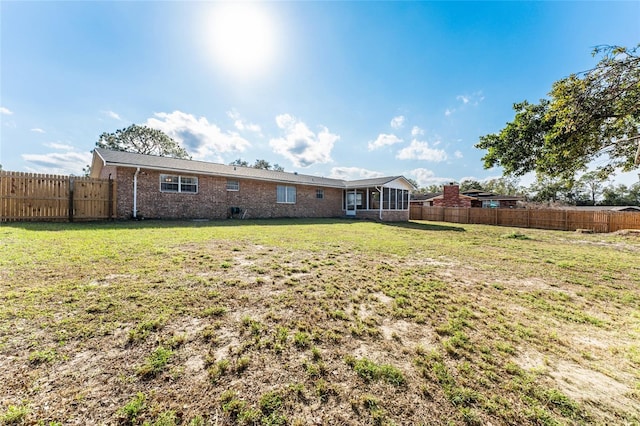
[432,184,472,208]
[113,167,344,220]
[355,210,410,222]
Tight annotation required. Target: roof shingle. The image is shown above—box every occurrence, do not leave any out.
[94,148,414,189]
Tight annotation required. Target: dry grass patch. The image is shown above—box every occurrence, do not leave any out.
[0,219,638,424]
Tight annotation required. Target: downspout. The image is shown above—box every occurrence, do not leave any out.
[133,167,140,219]
[375,186,383,221]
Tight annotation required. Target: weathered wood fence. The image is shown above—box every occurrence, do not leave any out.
[0,171,117,222]
[410,205,640,233]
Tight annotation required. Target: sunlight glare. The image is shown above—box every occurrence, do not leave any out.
[207,3,278,78]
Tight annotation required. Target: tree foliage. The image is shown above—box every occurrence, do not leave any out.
[459,179,484,192]
[527,175,577,203]
[229,158,284,171]
[477,45,640,179]
[601,183,640,206]
[96,125,190,159]
[229,159,250,167]
[575,171,608,205]
[482,176,521,196]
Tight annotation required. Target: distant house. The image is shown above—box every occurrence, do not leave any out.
[414,184,523,208]
[460,189,523,208]
[90,148,415,221]
[409,193,439,206]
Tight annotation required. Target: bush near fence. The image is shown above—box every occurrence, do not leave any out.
[410,205,640,233]
[1,171,116,222]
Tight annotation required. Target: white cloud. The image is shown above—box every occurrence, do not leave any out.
[390,115,405,129]
[269,114,339,167]
[31,128,45,133]
[330,166,384,180]
[367,133,403,151]
[406,168,453,188]
[411,126,424,137]
[45,142,75,150]
[457,92,484,106]
[22,150,91,175]
[454,150,463,159]
[103,110,122,120]
[145,111,251,160]
[396,139,448,162]
[227,108,262,134]
[446,92,485,116]
[1,107,13,115]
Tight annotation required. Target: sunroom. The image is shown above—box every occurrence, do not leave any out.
[343,176,415,221]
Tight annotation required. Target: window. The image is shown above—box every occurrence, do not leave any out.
[226,180,239,191]
[160,175,179,192]
[316,189,324,199]
[482,200,499,208]
[345,192,364,209]
[160,174,198,193]
[379,188,409,210]
[389,188,397,210]
[180,176,198,193]
[277,185,296,203]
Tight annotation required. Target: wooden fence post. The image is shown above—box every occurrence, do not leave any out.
[108,175,113,220]
[68,177,74,222]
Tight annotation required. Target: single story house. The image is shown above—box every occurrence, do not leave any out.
[90,148,415,221]
[416,184,523,208]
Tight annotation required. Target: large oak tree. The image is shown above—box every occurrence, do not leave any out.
[476,45,640,179]
[96,124,190,159]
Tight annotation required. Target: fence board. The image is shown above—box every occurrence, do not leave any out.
[1,171,116,222]
[410,205,640,233]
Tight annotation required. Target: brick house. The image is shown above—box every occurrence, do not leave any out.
[420,184,523,208]
[428,184,475,207]
[90,148,415,221]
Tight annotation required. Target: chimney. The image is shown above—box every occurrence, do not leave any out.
[443,183,460,207]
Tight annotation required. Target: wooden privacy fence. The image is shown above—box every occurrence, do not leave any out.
[410,205,640,233]
[0,171,116,222]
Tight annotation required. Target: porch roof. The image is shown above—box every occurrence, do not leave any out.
[344,176,415,190]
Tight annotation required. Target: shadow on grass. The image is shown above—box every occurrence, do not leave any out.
[2,217,466,232]
[384,220,466,232]
[0,217,359,232]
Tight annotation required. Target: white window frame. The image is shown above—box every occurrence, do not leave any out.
[226,179,240,191]
[277,185,296,204]
[160,174,198,194]
[316,189,324,199]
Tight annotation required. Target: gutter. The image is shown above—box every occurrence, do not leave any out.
[133,167,140,219]
[101,162,348,189]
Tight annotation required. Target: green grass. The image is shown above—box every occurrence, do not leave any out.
[136,347,173,378]
[345,356,406,386]
[119,392,147,423]
[1,219,639,424]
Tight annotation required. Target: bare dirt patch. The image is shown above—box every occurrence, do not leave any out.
[2,220,639,425]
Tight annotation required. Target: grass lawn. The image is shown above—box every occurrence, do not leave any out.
[1,219,639,425]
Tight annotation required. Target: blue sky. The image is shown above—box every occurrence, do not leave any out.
[1,1,639,188]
